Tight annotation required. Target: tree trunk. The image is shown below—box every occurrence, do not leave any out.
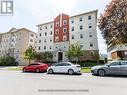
[28,59,31,65]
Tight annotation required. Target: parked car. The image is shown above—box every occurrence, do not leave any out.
[23,62,48,73]
[47,62,81,75]
[91,60,127,76]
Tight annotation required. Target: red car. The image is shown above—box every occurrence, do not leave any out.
[23,62,48,73]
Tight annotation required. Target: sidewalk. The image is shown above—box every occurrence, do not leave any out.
[0,66,23,70]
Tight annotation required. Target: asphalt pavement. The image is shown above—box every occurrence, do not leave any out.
[0,70,127,95]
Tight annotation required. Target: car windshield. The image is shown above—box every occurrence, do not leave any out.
[51,62,73,66]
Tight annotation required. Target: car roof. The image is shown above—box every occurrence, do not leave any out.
[108,60,127,63]
[30,62,46,65]
[56,62,72,64]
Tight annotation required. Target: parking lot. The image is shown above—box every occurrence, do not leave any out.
[0,70,127,95]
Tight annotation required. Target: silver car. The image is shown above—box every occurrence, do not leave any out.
[91,61,127,76]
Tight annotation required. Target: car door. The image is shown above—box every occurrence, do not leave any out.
[107,62,121,75]
[26,64,35,71]
[53,63,64,73]
[120,62,127,75]
[59,63,71,73]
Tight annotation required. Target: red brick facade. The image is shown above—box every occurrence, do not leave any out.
[54,14,69,43]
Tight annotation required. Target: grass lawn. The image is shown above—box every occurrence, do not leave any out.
[6,66,23,71]
[4,66,91,73]
[81,67,91,73]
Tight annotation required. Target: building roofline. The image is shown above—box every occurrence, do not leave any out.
[36,10,98,27]
[70,10,98,18]
[37,21,54,27]
[0,28,36,35]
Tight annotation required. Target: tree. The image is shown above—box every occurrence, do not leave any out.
[67,43,83,63]
[24,46,36,64]
[35,52,43,62]
[98,0,127,46]
[42,52,53,62]
[35,52,53,63]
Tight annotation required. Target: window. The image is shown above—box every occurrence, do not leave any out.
[39,33,41,37]
[64,46,66,48]
[55,63,63,66]
[71,27,74,31]
[63,35,67,41]
[62,63,71,66]
[79,17,83,22]
[31,34,34,37]
[90,51,94,56]
[121,62,127,65]
[40,27,42,30]
[51,25,53,28]
[50,38,52,42]
[45,32,47,36]
[16,55,19,58]
[90,43,93,47]
[63,28,67,33]
[89,35,93,37]
[45,26,47,29]
[72,35,74,39]
[80,34,83,38]
[50,46,52,49]
[44,46,46,50]
[80,45,83,48]
[71,19,74,23]
[11,39,14,42]
[55,37,59,42]
[56,22,59,27]
[88,15,91,20]
[38,46,40,50]
[30,39,33,42]
[89,25,92,28]
[44,39,46,42]
[39,40,41,43]
[55,29,59,34]
[109,62,120,66]
[63,20,67,25]
[80,25,83,30]
[50,31,52,35]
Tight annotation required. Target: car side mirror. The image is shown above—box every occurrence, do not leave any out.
[107,65,110,67]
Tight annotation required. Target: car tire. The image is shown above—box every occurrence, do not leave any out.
[48,69,53,74]
[68,69,74,75]
[23,68,26,72]
[98,69,106,76]
[36,68,40,73]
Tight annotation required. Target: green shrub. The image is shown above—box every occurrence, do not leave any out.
[72,61,105,67]
[0,56,17,66]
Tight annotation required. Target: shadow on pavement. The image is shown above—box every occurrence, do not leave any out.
[92,74,127,78]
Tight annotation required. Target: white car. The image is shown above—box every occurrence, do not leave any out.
[47,62,81,75]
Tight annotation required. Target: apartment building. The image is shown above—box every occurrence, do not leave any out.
[107,45,127,60]
[37,10,99,62]
[0,28,37,65]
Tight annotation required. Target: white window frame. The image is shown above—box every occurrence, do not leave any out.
[63,28,67,33]
[63,20,67,25]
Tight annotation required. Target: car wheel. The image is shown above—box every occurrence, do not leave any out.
[68,69,74,75]
[23,68,26,72]
[36,68,40,73]
[48,69,53,74]
[98,69,106,76]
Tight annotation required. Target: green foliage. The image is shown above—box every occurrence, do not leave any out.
[77,61,104,67]
[98,0,127,46]
[35,52,53,63]
[0,56,17,66]
[24,46,36,64]
[67,43,84,62]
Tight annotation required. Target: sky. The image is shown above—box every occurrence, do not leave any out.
[0,0,111,54]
